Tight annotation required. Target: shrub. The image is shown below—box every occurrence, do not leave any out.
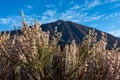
[0,12,120,80]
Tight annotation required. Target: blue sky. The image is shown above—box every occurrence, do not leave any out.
[0,0,120,37]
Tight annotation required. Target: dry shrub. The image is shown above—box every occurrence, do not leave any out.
[0,12,120,80]
[0,11,61,80]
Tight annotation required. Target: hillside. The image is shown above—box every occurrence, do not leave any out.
[0,20,120,80]
[41,20,120,48]
[4,20,120,48]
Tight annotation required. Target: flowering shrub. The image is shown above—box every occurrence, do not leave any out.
[0,12,120,80]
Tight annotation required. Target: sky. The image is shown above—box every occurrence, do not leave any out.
[0,0,120,37]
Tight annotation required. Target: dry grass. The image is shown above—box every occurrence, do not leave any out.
[0,12,120,80]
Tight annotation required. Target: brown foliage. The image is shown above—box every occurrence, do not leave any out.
[0,12,120,80]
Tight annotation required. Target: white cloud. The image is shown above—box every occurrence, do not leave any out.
[82,14,104,22]
[91,24,98,27]
[109,30,120,37]
[0,16,21,30]
[0,16,21,26]
[39,15,56,23]
[43,10,56,17]
[59,5,105,23]
[25,5,33,9]
[60,9,84,21]
[1,0,119,31]
[0,18,8,24]
[83,0,120,9]
[34,0,119,24]
[105,12,120,19]
[0,14,35,31]
[75,0,101,11]
[91,15,104,20]
[46,4,54,8]
[71,5,81,10]
[38,4,105,24]
[87,0,101,8]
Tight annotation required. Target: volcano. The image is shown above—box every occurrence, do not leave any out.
[40,20,120,48]
[5,20,120,48]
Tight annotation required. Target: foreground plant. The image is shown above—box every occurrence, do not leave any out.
[0,11,61,80]
[0,11,120,80]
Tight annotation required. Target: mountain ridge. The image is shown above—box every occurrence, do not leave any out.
[1,20,120,48]
[40,20,120,48]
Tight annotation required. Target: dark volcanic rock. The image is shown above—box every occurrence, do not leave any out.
[2,20,120,48]
[40,20,120,48]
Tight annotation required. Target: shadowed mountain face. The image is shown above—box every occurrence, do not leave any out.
[2,20,120,48]
[40,20,120,48]
[41,20,90,45]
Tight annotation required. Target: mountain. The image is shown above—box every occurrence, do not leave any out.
[2,20,120,48]
[40,20,120,48]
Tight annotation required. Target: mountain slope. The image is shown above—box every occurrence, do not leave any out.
[40,20,120,48]
[2,20,120,48]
